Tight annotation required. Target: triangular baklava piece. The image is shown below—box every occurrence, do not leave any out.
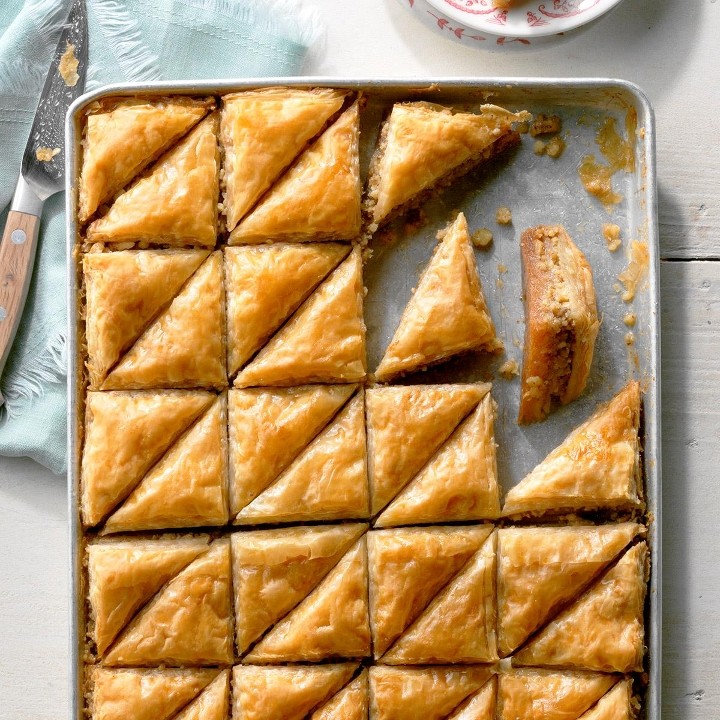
[87,114,219,247]
[103,395,228,533]
[230,102,361,243]
[497,670,616,720]
[225,243,349,376]
[103,539,233,666]
[221,87,346,230]
[102,252,226,390]
[87,536,210,656]
[519,225,600,423]
[579,680,635,720]
[375,213,499,382]
[383,531,497,664]
[311,670,369,720]
[236,390,368,524]
[229,385,355,516]
[366,383,490,515]
[231,524,366,655]
[232,665,358,720]
[235,248,366,387]
[368,525,492,658]
[90,667,219,720]
[244,537,370,662]
[365,102,530,230]
[448,677,496,720]
[79,97,212,222]
[496,523,642,656]
[81,390,214,527]
[514,542,648,673]
[174,670,230,720]
[375,393,499,527]
[503,382,643,517]
[83,249,209,388]
[369,666,494,720]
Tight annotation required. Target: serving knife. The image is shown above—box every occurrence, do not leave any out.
[0,0,87,404]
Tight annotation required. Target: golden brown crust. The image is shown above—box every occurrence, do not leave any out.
[235,248,366,388]
[174,670,230,720]
[448,677,496,720]
[496,523,642,657]
[83,249,209,388]
[229,102,361,243]
[79,97,212,223]
[231,524,366,655]
[103,539,233,666]
[220,87,346,230]
[579,680,635,720]
[81,390,214,528]
[366,384,490,515]
[503,382,643,517]
[311,670,369,720]
[519,225,599,424]
[514,542,648,673]
[232,665,358,720]
[228,385,355,516]
[102,252,226,390]
[366,102,530,228]
[375,213,498,382]
[224,244,349,376]
[244,537,371,662]
[375,394,499,527]
[86,113,219,247]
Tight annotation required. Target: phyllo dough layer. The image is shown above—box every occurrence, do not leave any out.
[579,680,636,720]
[235,248,366,387]
[225,243,349,377]
[243,536,371,662]
[79,96,212,223]
[90,667,222,720]
[519,225,599,424]
[232,664,358,720]
[87,113,220,247]
[311,670,369,720]
[231,524,366,655]
[102,252,226,390]
[369,666,495,720]
[503,381,643,517]
[229,102,361,243]
[100,538,233,666]
[496,523,643,657]
[375,213,499,382]
[220,87,346,231]
[366,383,490,515]
[365,101,530,230]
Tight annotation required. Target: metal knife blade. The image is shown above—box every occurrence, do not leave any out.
[0,0,87,404]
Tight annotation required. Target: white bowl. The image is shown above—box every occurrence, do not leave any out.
[424,0,624,39]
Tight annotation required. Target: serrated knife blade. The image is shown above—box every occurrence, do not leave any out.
[0,0,87,404]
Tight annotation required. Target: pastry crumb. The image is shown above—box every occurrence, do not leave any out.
[496,277,504,289]
[533,140,546,155]
[499,358,520,379]
[496,206,512,225]
[545,136,565,158]
[498,263,508,274]
[625,332,635,346]
[59,42,80,87]
[36,146,60,162]
[517,120,530,134]
[618,240,650,302]
[602,223,622,252]
[471,227,494,248]
[623,312,637,327]
[530,114,562,136]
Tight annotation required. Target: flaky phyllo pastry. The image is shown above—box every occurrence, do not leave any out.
[220,87,347,231]
[519,225,600,424]
[79,96,213,223]
[503,381,643,517]
[87,113,220,247]
[375,213,499,382]
[365,101,530,231]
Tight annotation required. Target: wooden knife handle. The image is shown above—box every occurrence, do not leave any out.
[0,210,41,373]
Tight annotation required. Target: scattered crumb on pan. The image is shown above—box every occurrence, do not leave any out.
[59,42,80,87]
[496,206,512,225]
[618,240,650,302]
[602,223,622,252]
[472,227,493,248]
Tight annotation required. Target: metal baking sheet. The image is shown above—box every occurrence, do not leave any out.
[66,78,660,719]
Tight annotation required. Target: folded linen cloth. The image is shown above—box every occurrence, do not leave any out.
[0,0,321,473]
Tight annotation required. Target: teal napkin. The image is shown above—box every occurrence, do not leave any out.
[0,0,320,473]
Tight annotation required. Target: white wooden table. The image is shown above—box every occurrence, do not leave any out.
[1,1,718,717]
